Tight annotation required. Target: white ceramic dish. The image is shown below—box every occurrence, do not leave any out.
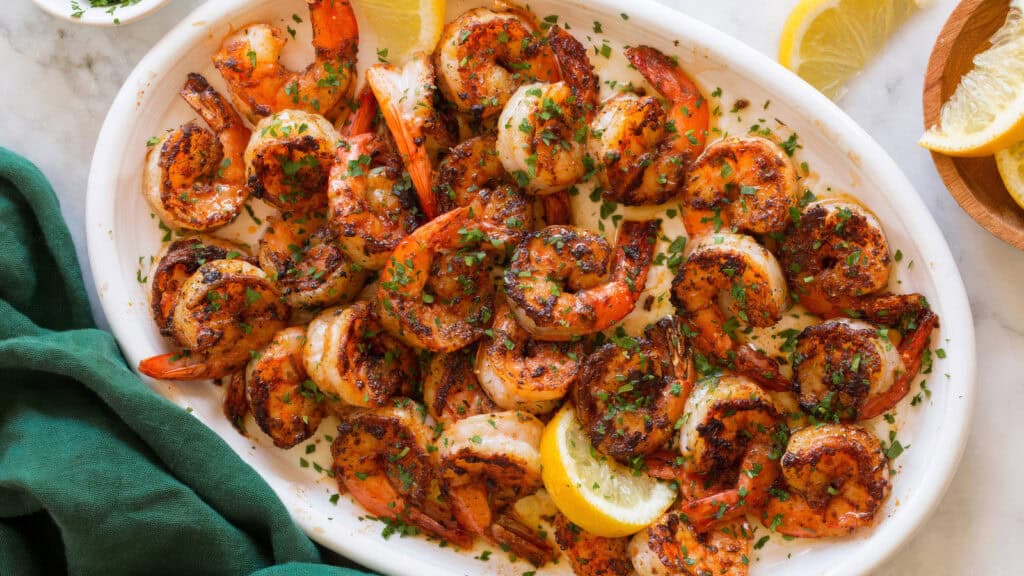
[86,0,976,574]
[32,0,170,26]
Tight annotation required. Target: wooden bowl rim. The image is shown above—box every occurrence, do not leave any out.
[923,0,1024,250]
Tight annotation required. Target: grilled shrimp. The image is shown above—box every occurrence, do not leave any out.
[684,136,798,237]
[376,205,501,352]
[676,375,782,481]
[245,327,325,448]
[553,514,635,576]
[589,46,710,206]
[423,349,498,423]
[332,403,472,547]
[629,512,750,576]
[367,53,452,219]
[328,133,422,271]
[434,134,534,241]
[475,294,584,415]
[762,424,889,538]
[504,221,658,341]
[677,442,781,533]
[670,233,790,390]
[780,200,891,317]
[138,260,290,381]
[245,111,339,211]
[303,302,419,409]
[149,236,253,337]
[647,377,783,532]
[574,317,693,462]
[434,2,560,119]
[497,25,600,195]
[257,210,366,307]
[440,412,553,566]
[143,74,250,232]
[212,0,358,123]
[793,318,906,422]
[780,200,939,329]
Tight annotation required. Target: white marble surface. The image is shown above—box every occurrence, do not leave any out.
[1,0,1021,573]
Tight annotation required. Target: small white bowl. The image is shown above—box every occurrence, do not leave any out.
[32,0,171,26]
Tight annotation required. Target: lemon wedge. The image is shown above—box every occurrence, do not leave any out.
[996,142,1024,210]
[920,1,1024,157]
[540,405,676,538]
[355,0,446,61]
[779,0,924,101]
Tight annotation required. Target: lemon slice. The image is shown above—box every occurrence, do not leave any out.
[355,0,446,61]
[920,1,1024,157]
[779,0,923,101]
[540,405,676,538]
[996,142,1024,210]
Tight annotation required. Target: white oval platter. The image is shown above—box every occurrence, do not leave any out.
[86,0,976,574]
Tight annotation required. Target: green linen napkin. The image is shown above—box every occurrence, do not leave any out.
[0,148,373,576]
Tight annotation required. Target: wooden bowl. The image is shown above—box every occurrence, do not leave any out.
[923,0,1024,249]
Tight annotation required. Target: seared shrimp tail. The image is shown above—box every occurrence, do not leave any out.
[549,25,600,121]
[180,73,247,136]
[309,0,360,65]
[223,370,249,435]
[138,352,212,381]
[488,511,555,566]
[626,45,709,154]
[347,86,379,137]
[859,308,939,420]
[613,219,659,291]
[367,54,440,219]
[733,345,791,391]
